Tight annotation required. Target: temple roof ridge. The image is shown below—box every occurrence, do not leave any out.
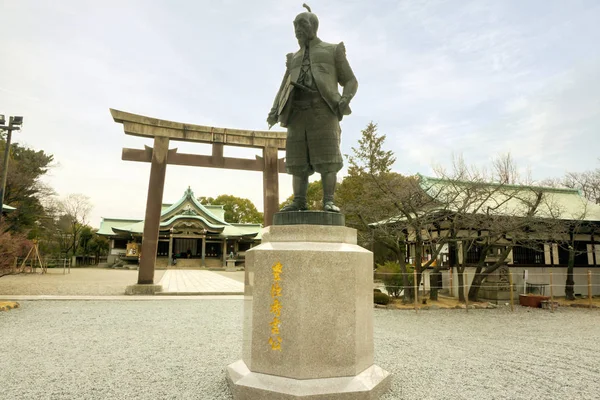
[160,187,231,226]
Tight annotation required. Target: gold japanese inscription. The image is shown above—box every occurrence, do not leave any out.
[270,298,282,317]
[269,317,281,335]
[268,336,282,351]
[269,261,283,351]
[270,282,282,297]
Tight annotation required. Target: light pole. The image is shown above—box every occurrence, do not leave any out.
[0,115,23,215]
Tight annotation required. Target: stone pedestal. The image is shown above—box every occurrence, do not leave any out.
[273,210,345,226]
[226,259,237,272]
[479,266,514,302]
[226,224,391,399]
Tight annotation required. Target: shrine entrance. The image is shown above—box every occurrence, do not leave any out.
[110,109,287,284]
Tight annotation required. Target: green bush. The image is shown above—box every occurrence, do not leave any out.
[374,261,416,298]
[374,291,391,305]
[375,261,402,298]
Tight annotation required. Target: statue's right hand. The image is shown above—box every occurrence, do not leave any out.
[267,112,278,128]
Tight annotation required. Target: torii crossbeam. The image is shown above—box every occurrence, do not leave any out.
[110,109,287,284]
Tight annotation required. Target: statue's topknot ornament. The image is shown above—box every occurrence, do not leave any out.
[298,3,319,30]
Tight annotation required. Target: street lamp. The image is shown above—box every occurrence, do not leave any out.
[0,115,24,215]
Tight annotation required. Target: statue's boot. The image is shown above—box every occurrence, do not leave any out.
[281,174,308,212]
[322,172,340,213]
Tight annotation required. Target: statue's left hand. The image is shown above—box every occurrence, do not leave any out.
[337,97,349,119]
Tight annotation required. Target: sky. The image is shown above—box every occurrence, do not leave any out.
[1,0,599,228]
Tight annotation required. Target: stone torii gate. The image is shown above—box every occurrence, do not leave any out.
[110,109,287,285]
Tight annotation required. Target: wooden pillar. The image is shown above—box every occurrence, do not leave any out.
[592,234,596,266]
[212,143,224,166]
[222,239,227,267]
[168,230,173,266]
[201,236,207,267]
[138,137,169,284]
[263,146,279,227]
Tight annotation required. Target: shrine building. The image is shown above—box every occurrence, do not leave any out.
[97,187,262,268]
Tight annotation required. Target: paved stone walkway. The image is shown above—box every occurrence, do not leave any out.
[157,269,244,295]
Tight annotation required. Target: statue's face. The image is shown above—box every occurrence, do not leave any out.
[293,14,316,43]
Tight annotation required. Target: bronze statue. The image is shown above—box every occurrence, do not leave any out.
[267,4,358,213]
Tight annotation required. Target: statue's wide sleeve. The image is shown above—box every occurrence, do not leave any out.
[269,53,294,115]
[335,42,358,100]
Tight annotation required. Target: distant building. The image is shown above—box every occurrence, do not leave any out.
[97,187,261,268]
[371,175,600,298]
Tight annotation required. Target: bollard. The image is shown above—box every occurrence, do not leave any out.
[589,270,593,309]
[508,271,514,312]
[549,271,554,313]
[414,269,418,313]
[464,270,469,313]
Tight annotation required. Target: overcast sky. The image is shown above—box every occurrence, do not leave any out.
[1,0,599,228]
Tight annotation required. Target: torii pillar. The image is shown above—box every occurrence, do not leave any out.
[110,109,287,287]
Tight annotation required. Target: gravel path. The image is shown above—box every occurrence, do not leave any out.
[0,268,165,295]
[1,301,598,400]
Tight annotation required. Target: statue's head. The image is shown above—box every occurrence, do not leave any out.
[294,4,319,44]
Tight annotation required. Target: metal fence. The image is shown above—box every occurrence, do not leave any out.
[14,256,72,274]
[375,268,600,312]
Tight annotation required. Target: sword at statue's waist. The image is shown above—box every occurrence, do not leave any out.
[290,81,318,93]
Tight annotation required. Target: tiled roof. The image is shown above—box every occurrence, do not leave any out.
[371,175,600,226]
[97,187,261,239]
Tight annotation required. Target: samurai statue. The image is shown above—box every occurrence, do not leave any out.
[267,4,358,213]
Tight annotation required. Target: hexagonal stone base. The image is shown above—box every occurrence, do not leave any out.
[227,360,391,400]
[229,224,391,399]
[242,225,375,379]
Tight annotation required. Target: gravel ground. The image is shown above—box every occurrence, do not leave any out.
[1,301,599,400]
[0,268,165,295]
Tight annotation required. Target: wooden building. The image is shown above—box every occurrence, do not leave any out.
[371,175,600,297]
[97,187,261,268]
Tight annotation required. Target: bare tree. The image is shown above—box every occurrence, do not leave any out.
[57,194,92,258]
[425,159,550,302]
[342,124,596,304]
[542,163,600,205]
[563,169,600,205]
[345,143,506,302]
[370,155,570,302]
[542,196,596,300]
[492,153,519,184]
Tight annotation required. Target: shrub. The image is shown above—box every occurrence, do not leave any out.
[0,223,33,276]
[375,261,403,298]
[374,291,391,305]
